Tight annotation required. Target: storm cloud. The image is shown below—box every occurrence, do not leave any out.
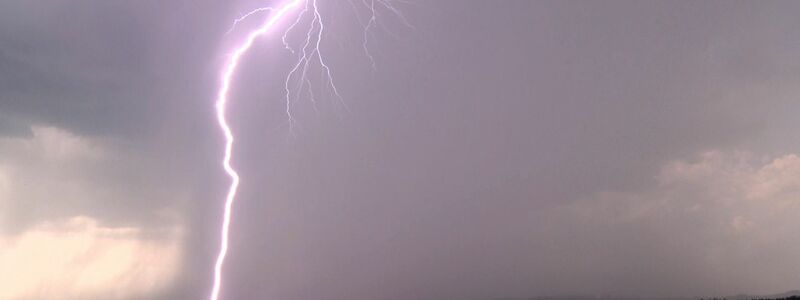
[2,1,800,299]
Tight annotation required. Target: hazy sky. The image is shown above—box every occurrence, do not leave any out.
[2,1,800,299]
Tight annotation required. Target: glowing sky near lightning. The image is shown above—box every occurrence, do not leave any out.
[212,1,304,299]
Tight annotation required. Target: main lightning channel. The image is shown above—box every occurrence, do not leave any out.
[211,1,304,300]
[212,1,408,299]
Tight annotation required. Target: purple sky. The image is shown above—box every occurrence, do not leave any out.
[2,1,800,299]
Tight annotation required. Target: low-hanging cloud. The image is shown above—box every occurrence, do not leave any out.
[0,216,182,300]
[0,125,186,234]
[0,125,187,299]
[545,151,800,296]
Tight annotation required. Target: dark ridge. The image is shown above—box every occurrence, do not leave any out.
[495,291,800,300]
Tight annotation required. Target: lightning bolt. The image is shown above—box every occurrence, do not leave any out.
[212,1,303,299]
[211,1,410,299]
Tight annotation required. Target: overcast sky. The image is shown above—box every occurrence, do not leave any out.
[2,1,800,299]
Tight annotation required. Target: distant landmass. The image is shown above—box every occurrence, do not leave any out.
[496,290,800,300]
[726,290,800,300]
